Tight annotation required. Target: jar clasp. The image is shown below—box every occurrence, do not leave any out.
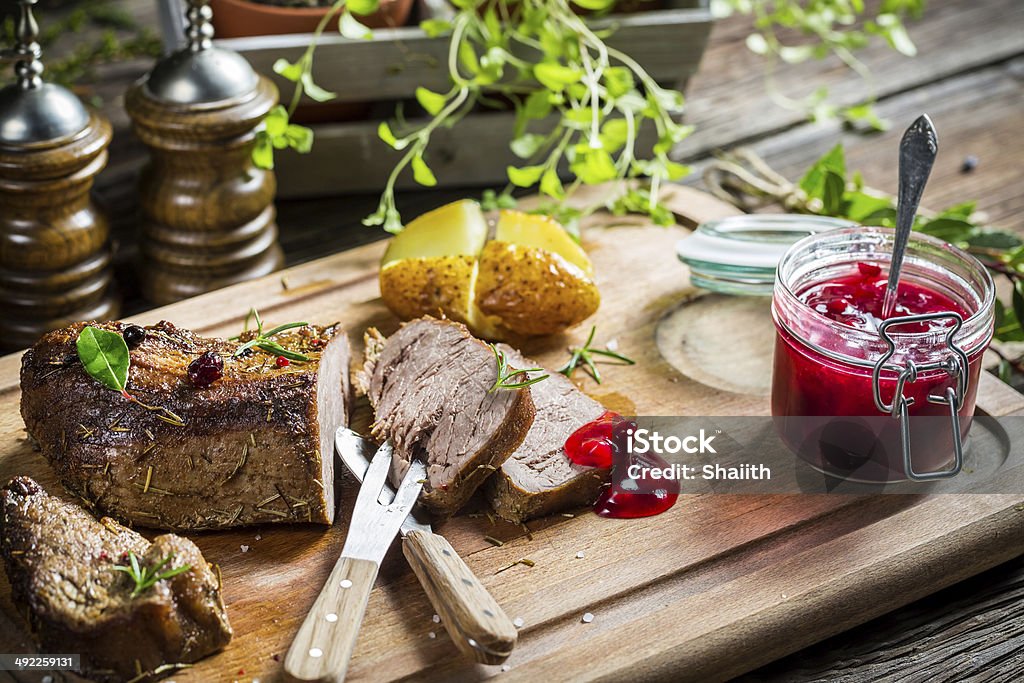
[871,312,969,481]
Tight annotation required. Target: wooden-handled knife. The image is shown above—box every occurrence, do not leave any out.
[284,442,426,682]
[335,427,518,665]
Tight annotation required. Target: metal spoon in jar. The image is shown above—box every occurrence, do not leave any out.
[882,114,939,319]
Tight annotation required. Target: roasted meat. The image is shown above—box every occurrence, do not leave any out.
[486,345,609,522]
[358,317,535,517]
[20,320,350,530]
[0,477,232,682]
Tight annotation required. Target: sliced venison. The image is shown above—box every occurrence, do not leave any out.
[359,317,535,517]
[0,477,231,682]
[486,345,609,523]
[20,320,350,530]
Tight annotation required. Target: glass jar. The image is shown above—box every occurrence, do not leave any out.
[771,227,995,483]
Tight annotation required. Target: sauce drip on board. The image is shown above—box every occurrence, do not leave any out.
[565,411,679,519]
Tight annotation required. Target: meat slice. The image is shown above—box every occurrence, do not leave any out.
[20,320,350,530]
[0,477,232,682]
[358,317,535,517]
[486,345,609,523]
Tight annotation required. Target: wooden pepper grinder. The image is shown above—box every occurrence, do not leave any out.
[0,0,118,352]
[125,0,282,305]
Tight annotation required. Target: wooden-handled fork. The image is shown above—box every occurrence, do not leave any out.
[336,427,518,665]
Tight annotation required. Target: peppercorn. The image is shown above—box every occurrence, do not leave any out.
[275,356,290,368]
[122,325,146,348]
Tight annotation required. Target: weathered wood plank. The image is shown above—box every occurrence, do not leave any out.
[676,0,1024,158]
[687,58,1024,235]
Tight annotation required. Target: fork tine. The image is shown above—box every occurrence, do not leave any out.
[390,460,427,512]
[353,443,393,510]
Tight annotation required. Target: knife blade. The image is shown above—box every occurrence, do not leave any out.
[284,444,426,682]
[336,427,518,664]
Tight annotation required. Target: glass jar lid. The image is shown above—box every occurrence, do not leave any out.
[676,214,858,296]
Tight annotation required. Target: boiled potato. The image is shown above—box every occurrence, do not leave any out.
[475,241,601,336]
[379,256,477,324]
[378,202,600,340]
[379,200,488,324]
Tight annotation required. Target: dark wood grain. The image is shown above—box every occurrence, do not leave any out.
[740,553,1024,682]
[0,110,120,352]
[124,75,284,305]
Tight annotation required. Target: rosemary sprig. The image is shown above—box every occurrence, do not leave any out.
[558,326,635,384]
[232,308,311,362]
[113,551,192,599]
[488,344,549,393]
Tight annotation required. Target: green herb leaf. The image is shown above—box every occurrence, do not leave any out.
[523,90,553,120]
[507,164,545,187]
[558,326,635,384]
[571,0,615,10]
[602,67,634,99]
[234,310,311,362]
[415,87,447,116]
[540,168,565,200]
[420,18,452,37]
[411,153,438,187]
[510,133,547,160]
[252,133,275,170]
[272,58,303,82]
[76,326,130,393]
[347,0,380,16]
[822,170,845,215]
[113,551,192,599]
[488,344,549,392]
[301,70,335,102]
[799,144,846,200]
[377,121,407,150]
[339,12,373,40]
[570,149,618,185]
[533,62,582,91]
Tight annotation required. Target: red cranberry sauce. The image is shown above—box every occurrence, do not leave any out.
[799,261,965,333]
[565,411,679,519]
[772,262,981,480]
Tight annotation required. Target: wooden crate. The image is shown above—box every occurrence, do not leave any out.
[158,0,712,198]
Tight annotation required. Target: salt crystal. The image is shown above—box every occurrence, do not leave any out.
[42,677,54,683]
[575,551,585,559]
[240,545,250,553]
[513,617,525,628]
[432,614,441,623]
[606,339,619,351]
[501,664,511,672]
[254,534,262,541]
[428,631,436,639]
[581,612,594,623]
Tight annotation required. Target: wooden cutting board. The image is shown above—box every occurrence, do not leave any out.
[1,186,1023,683]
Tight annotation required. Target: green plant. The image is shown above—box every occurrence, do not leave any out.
[712,0,926,130]
[257,0,692,235]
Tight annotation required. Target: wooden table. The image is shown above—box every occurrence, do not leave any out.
[4,0,1024,678]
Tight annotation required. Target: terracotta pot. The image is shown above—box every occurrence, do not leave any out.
[210,0,414,39]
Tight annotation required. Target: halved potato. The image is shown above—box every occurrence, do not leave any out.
[378,202,600,340]
[379,256,477,324]
[494,210,595,277]
[475,241,600,336]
